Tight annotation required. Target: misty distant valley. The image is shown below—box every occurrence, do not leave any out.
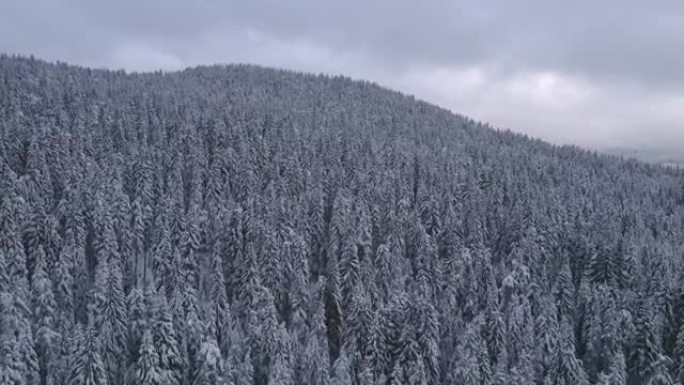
[602,147,684,169]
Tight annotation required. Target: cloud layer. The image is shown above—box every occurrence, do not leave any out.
[1,0,683,149]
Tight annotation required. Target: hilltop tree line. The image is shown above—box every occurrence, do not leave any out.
[1,55,684,385]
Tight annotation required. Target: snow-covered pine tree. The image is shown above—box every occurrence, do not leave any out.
[93,258,127,385]
[629,297,661,385]
[31,245,59,385]
[68,321,109,385]
[134,329,162,385]
[192,336,225,385]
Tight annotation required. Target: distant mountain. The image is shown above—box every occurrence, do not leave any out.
[602,146,684,167]
[1,54,683,385]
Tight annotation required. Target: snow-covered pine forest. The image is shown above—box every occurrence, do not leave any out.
[1,55,684,385]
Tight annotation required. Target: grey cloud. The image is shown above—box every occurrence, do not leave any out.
[4,0,683,85]
[1,0,683,149]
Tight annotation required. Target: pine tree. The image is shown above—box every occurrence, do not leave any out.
[302,298,330,385]
[31,245,59,385]
[192,337,225,385]
[208,250,230,349]
[535,296,560,385]
[407,358,428,385]
[0,260,40,385]
[134,329,162,385]
[126,288,147,382]
[629,298,660,385]
[484,285,506,368]
[0,251,8,297]
[585,285,622,379]
[131,195,147,290]
[645,355,673,385]
[450,318,492,385]
[68,322,109,385]
[93,259,127,385]
[596,352,627,385]
[183,284,204,384]
[151,291,182,385]
[53,317,80,385]
[553,259,575,320]
[267,325,295,385]
[503,293,535,383]
[330,350,352,385]
[54,231,77,327]
[224,324,253,385]
[0,334,27,385]
[0,194,30,303]
[1,290,39,385]
[169,285,191,383]
[613,240,635,290]
[339,235,360,313]
[151,216,173,295]
[342,284,376,362]
[548,318,589,385]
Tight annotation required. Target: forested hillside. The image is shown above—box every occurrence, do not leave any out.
[1,55,684,385]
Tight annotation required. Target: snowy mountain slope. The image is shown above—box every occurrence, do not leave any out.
[1,55,683,385]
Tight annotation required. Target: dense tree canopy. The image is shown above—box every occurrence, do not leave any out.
[1,54,683,385]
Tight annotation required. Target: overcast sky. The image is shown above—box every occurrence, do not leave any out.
[1,0,683,151]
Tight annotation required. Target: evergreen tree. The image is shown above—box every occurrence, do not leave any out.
[330,350,352,385]
[93,259,127,385]
[54,231,77,327]
[585,285,622,379]
[151,291,182,385]
[535,296,560,385]
[596,352,627,385]
[553,259,575,320]
[68,322,109,385]
[629,298,661,385]
[1,279,40,385]
[134,329,162,385]
[303,302,330,385]
[192,337,225,385]
[450,318,492,385]
[31,245,59,385]
[267,325,295,385]
[672,319,684,384]
[548,319,589,385]
[1,290,39,385]
[224,325,253,385]
[645,355,673,385]
[126,288,147,383]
